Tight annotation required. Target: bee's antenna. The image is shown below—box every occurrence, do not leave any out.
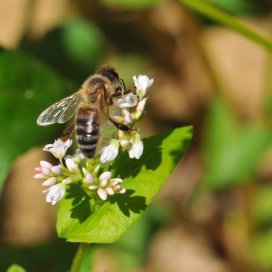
[120,79,127,92]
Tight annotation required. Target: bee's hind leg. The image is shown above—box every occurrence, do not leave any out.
[61,122,75,142]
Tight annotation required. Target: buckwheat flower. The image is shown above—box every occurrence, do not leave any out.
[96,172,125,200]
[133,97,148,120]
[97,171,111,200]
[114,93,138,108]
[43,177,72,205]
[133,75,154,98]
[118,130,130,148]
[34,160,52,178]
[51,165,62,175]
[82,167,97,190]
[128,133,143,159]
[42,177,57,187]
[108,178,126,194]
[65,157,78,173]
[43,138,72,160]
[43,183,66,205]
[100,139,120,163]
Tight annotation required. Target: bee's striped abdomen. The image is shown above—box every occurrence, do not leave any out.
[75,106,99,158]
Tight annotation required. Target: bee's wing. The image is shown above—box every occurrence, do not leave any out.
[37,92,82,126]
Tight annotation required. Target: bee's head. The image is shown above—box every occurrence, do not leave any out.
[97,66,119,83]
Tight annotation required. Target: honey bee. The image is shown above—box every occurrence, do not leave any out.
[37,66,131,158]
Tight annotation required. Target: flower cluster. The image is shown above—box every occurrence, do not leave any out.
[34,74,153,205]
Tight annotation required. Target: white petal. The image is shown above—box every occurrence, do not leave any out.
[53,139,67,159]
[62,177,72,184]
[64,138,73,149]
[106,187,114,195]
[110,178,123,186]
[43,139,72,159]
[34,173,46,179]
[43,183,66,205]
[100,179,109,187]
[42,167,50,176]
[100,140,119,163]
[120,139,130,147]
[86,173,94,184]
[65,158,78,173]
[35,167,43,173]
[123,109,132,124]
[97,188,107,200]
[133,75,154,98]
[99,171,112,181]
[40,160,52,169]
[137,97,148,111]
[51,165,62,175]
[89,185,98,190]
[42,177,56,186]
[119,188,126,194]
[128,134,143,159]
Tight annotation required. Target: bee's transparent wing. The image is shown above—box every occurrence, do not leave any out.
[37,92,82,126]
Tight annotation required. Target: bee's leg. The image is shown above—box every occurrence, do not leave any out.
[109,116,134,132]
[61,122,75,142]
[109,89,133,105]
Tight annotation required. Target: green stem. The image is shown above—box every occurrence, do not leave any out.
[71,243,88,272]
[180,0,272,53]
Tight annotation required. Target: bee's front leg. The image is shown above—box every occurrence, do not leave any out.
[109,89,133,105]
[61,122,75,142]
[109,116,135,132]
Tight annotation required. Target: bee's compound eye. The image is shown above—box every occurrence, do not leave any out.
[109,71,119,81]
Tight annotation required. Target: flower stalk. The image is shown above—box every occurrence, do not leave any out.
[71,243,89,272]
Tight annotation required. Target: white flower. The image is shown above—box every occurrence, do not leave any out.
[133,97,148,120]
[51,165,62,175]
[114,93,138,108]
[42,177,72,205]
[42,177,57,187]
[43,138,72,160]
[133,75,153,98]
[65,158,78,173]
[100,139,120,163]
[128,133,143,159]
[96,171,125,200]
[118,131,144,159]
[34,160,52,178]
[43,183,66,205]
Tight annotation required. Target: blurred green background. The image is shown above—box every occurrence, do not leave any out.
[1,0,272,271]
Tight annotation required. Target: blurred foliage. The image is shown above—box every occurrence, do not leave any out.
[98,0,161,9]
[203,99,272,190]
[0,50,72,191]
[1,0,272,271]
[0,239,77,272]
[206,0,258,15]
[22,19,105,82]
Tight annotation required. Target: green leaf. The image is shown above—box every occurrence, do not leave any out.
[204,99,272,190]
[57,126,193,243]
[0,50,71,191]
[7,264,26,272]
